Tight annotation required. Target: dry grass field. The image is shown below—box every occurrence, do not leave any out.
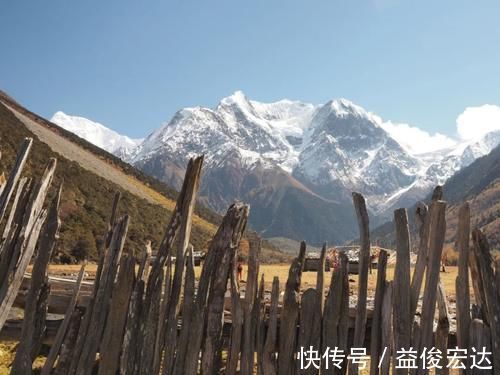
[1,264,467,373]
[41,263,465,299]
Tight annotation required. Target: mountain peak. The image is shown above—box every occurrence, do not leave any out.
[50,111,142,156]
[218,90,250,107]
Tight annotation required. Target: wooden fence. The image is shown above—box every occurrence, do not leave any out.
[1,137,499,374]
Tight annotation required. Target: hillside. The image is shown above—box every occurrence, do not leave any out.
[0,95,221,261]
[52,91,500,245]
[371,144,500,250]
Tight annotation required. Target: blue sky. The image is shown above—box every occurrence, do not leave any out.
[1,0,499,139]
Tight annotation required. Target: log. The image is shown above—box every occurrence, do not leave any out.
[351,192,371,374]
[69,191,121,375]
[0,137,32,223]
[469,319,491,375]
[393,208,412,375]
[436,281,450,374]
[98,254,136,375]
[278,241,306,375]
[153,254,171,374]
[0,158,56,330]
[201,202,249,375]
[53,307,85,375]
[380,281,393,375]
[472,229,500,371]
[74,215,130,375]
[455,202,471,374]
[241,236,261,375]
[173,247,196,375]
[256,273,266,375]
[226,258,243,375]
[322,253,347,375]
[370,250,388,375]
[410,202,429,318]
[316,242,327,313]
[417,200,447,375]
[41,264,86,375]
[1,176,28,242]
[298,288,321,374]
[12,184,62,373]
[262,277,279,375]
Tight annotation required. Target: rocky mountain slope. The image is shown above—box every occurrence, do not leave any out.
[0,91,219,261]
[51,91,500,245]
[372,143,500,250]
[51,111,143,158]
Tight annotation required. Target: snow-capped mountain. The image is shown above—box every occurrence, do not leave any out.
[50,111,143,157]
[51,92,500,244]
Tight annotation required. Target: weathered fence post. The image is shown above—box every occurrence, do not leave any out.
[0,158,57,330]
[455,202,471,374]
[0,137,32,223]
[278,241,306,375]
[393,208,412,375]
[380,281,393,375]
[472,229,500,372]
[12,184,62,373]
[416,200,447,375]
[201,202,249,375]
[226,257,244,375]
[410,202,429,319]
[263,276,280,375]
[351,192,371,374]
[370,249,388,375]
[241,236,261,375]
[42,264,86,375]
[322,252,348,375]
[436,282,450,374]
[159,157,203,375]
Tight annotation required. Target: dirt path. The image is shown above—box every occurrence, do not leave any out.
[4,103,215,232]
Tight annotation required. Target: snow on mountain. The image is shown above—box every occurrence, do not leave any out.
[52,92,500,235]
[50,111,143,157]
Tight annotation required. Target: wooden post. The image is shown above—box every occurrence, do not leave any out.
[351,192,371,374]
[201,202,249,375]
[74,215,130,375]
[455,202,471,374]
[240,236,261,375]
[380,281,393,375]
[316,242,327,313]
[256,273,266,375]
[298,288,322,374]
[410,202,429,319]
[173,247,197,375]
[0,137,32,224]
[69,191,122,375]
[469,319,491,375]
[370,250,388,375]
[226,257,243,375]
[98,254,136,375]
[263,276,280,375]
[321,252,347,375]
[278,241,306,375]
[436,282,450,374]
[393,208,412,375]
[41,264,86,375]
[417,200,447,375]
[472,229,500,371]
[0,158,57,330]
[53,307,85,375]
[12,185,62,373]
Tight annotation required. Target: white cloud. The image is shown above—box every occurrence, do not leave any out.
[456,104,500,141]
[380,121,457,155]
